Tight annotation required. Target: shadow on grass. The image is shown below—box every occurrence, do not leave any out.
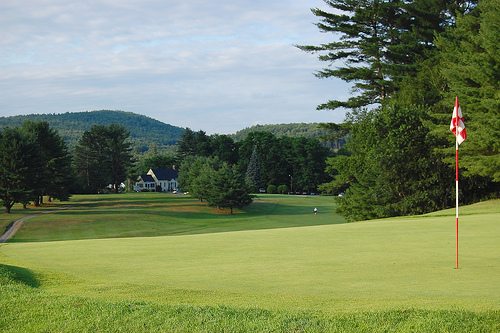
[42,199,337,220]
[0,264,40,288]
[9,194,345,242]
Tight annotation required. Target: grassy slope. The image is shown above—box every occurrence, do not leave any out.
[1,194,499,331]
[3,193,344,242]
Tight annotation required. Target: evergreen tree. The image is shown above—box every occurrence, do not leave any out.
[435,0,500,182]
[245,146,261,192]
[208,162,254,214]
[0,127,42,213]
[74,124,133,193]
[329,106,447,221]
[21,121,73,204]
[74,125,110,193]
[107,124,133,193]
[297,0,476,111]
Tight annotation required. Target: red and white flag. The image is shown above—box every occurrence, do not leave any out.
[450,97,467,145]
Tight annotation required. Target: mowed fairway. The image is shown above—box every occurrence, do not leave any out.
[1,194,498,312]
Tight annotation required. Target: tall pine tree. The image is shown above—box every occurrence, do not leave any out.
[245,146,261,192]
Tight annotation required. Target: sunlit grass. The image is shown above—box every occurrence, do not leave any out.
[1,195,499,331]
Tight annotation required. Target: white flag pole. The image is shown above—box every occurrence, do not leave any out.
[455,130,459,269]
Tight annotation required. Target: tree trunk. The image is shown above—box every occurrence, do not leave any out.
[5,201,14,214]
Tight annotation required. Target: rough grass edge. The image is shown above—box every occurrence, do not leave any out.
[1,265,499,333]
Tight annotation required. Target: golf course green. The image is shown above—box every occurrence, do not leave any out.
[1,193,499,331]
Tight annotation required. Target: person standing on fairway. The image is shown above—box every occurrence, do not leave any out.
[314,207,318,215]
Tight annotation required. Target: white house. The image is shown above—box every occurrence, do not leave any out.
[134,168,178,192]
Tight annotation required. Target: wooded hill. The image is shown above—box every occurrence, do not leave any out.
[0,111,343,154]
[232,123,345,150]
[0,111,184,154]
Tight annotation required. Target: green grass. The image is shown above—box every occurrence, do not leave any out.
[5,193,344,242]
[1,194,499,331]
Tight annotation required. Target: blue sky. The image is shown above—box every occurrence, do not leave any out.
[1,0,348,134]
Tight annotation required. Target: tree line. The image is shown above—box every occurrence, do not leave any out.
[298,0,499,220]
[176,128,332,193]
[0,121,332,213]
[174,129,332,213]
[0,121,72,213]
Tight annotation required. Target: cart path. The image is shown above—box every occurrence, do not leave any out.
[0,202,96,243]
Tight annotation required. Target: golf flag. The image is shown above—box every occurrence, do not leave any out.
[450,97,466,269]
[450,97,467,145]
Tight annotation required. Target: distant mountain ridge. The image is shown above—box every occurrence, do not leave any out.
[0,111,344,154]
[0,110,185,153]
[232,123,345,150]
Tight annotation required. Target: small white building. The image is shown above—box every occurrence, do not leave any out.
[134,168,178,192]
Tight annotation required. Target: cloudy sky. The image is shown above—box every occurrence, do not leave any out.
[1,0,348,134]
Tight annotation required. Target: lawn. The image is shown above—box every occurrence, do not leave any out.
[3,193,344,242]
[1,193,499,331]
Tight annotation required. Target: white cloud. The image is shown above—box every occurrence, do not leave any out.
[0,0,349,134]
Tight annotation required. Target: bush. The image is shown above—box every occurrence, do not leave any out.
[277,185,288,194]
[267,185,277,194]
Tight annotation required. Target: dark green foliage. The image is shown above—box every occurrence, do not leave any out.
[177,156,219,202]
[0,110,184,154]
[207,162,254,214]
[435,0,500,182]
[300,0,498,220]
[176,128,239,164]
[21,121,73,204]
[178,129,331,194]
[267,184,277,194]
[277,184,288,194]
[139,154,177,175]
[297,0,475,111]
[0,127,42,213]
[329,107,447,221]
[178,157,253,213]
[245,147,261,192]
[238,132,331,193]
[73,124,133,194]
[106,124,133,193]
[232,122,346,150]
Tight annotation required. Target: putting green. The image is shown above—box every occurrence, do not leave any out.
[1,201,498,312]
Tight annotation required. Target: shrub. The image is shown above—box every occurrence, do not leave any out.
[267,185,277,194]
[277,185,288,194]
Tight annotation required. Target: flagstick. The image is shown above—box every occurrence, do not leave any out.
[456,135,459,269]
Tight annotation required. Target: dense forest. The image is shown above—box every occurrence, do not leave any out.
[232,123,346,150]
[298,0,499,220]
[0,111,184,154]
[0,112,341,154]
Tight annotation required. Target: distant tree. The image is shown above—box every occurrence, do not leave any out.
[267,184,277,194]
[21,121,73,204]
[74,125,110,193]
[238,132,288,188]
[74,124,133,193]
[0,127,42,213]
[107,124,133,193]
[245,146,261,192]
[176,128,212,162]
[210,134,239,164]
[277,185,288,194]
[141,154,177,174]
[207,162,254,214]
[178,156,220,202]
